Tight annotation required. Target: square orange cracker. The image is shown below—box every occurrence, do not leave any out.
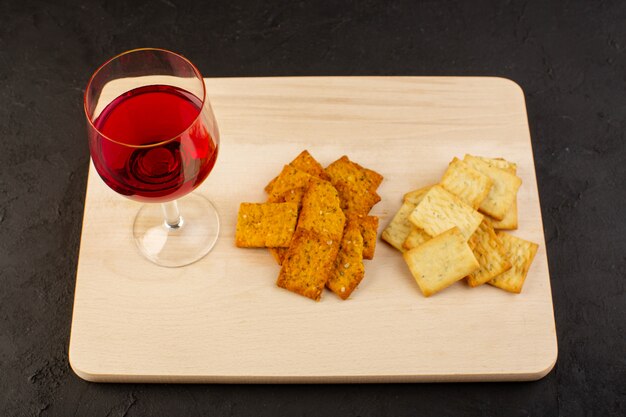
[325,155,383,193]
[333,180,381,216]
[297,180,346,240]
[267,186,307,206]
[267,187,307,265]
[362,166,383,190]
[235,202,299,248]
[267,165,320,201]
[489,232,539,293]
[277,230,340,301]
[409,185,483,241]
[273,180,345,271]
[440,158,493,209]
[354,215,379,260]
[289,149,330,180]
[265,150,329,193]
[327,222,365,299]
[269,247,287,265]
[403,227,479,297]
[466,219,512,287]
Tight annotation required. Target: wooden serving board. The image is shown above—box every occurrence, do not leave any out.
[69,77,557,383]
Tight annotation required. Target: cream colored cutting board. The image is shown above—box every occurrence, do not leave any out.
[69,77,557,383]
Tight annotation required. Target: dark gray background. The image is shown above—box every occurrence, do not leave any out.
[1,0,625,416]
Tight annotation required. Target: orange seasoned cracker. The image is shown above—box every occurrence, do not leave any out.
[267,187,307,264]
[297,180,346,240]
[269,247,287,265]
[333,181,381,216]
[267,165,320,201]
[277,230,340,301]
[290,150,330,180]
[361,166,383,190]
[281,187,307,205]
[267,186,307,206]
[324,156,383,216]
[235,202,299,248]
[352,215,379,260]
[327,222,365,299]
[277,179,346,300]
[325,155,382,193]
[267,187,307,265]
[265,150,329,193]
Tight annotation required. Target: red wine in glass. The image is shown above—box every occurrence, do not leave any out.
[91,84,218,203]
[84,48,221,267]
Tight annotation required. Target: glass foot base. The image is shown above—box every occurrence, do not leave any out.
[133,193,220,267]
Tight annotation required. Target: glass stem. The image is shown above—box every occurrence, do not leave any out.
[162,200,182,229]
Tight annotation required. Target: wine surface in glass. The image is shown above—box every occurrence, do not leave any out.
[91,84,217,203]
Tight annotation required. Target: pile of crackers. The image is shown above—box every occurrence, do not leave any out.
[235,151,382,301]
[382,155,538,296]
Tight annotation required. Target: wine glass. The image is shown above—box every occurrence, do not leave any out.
[84,48,220,267]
